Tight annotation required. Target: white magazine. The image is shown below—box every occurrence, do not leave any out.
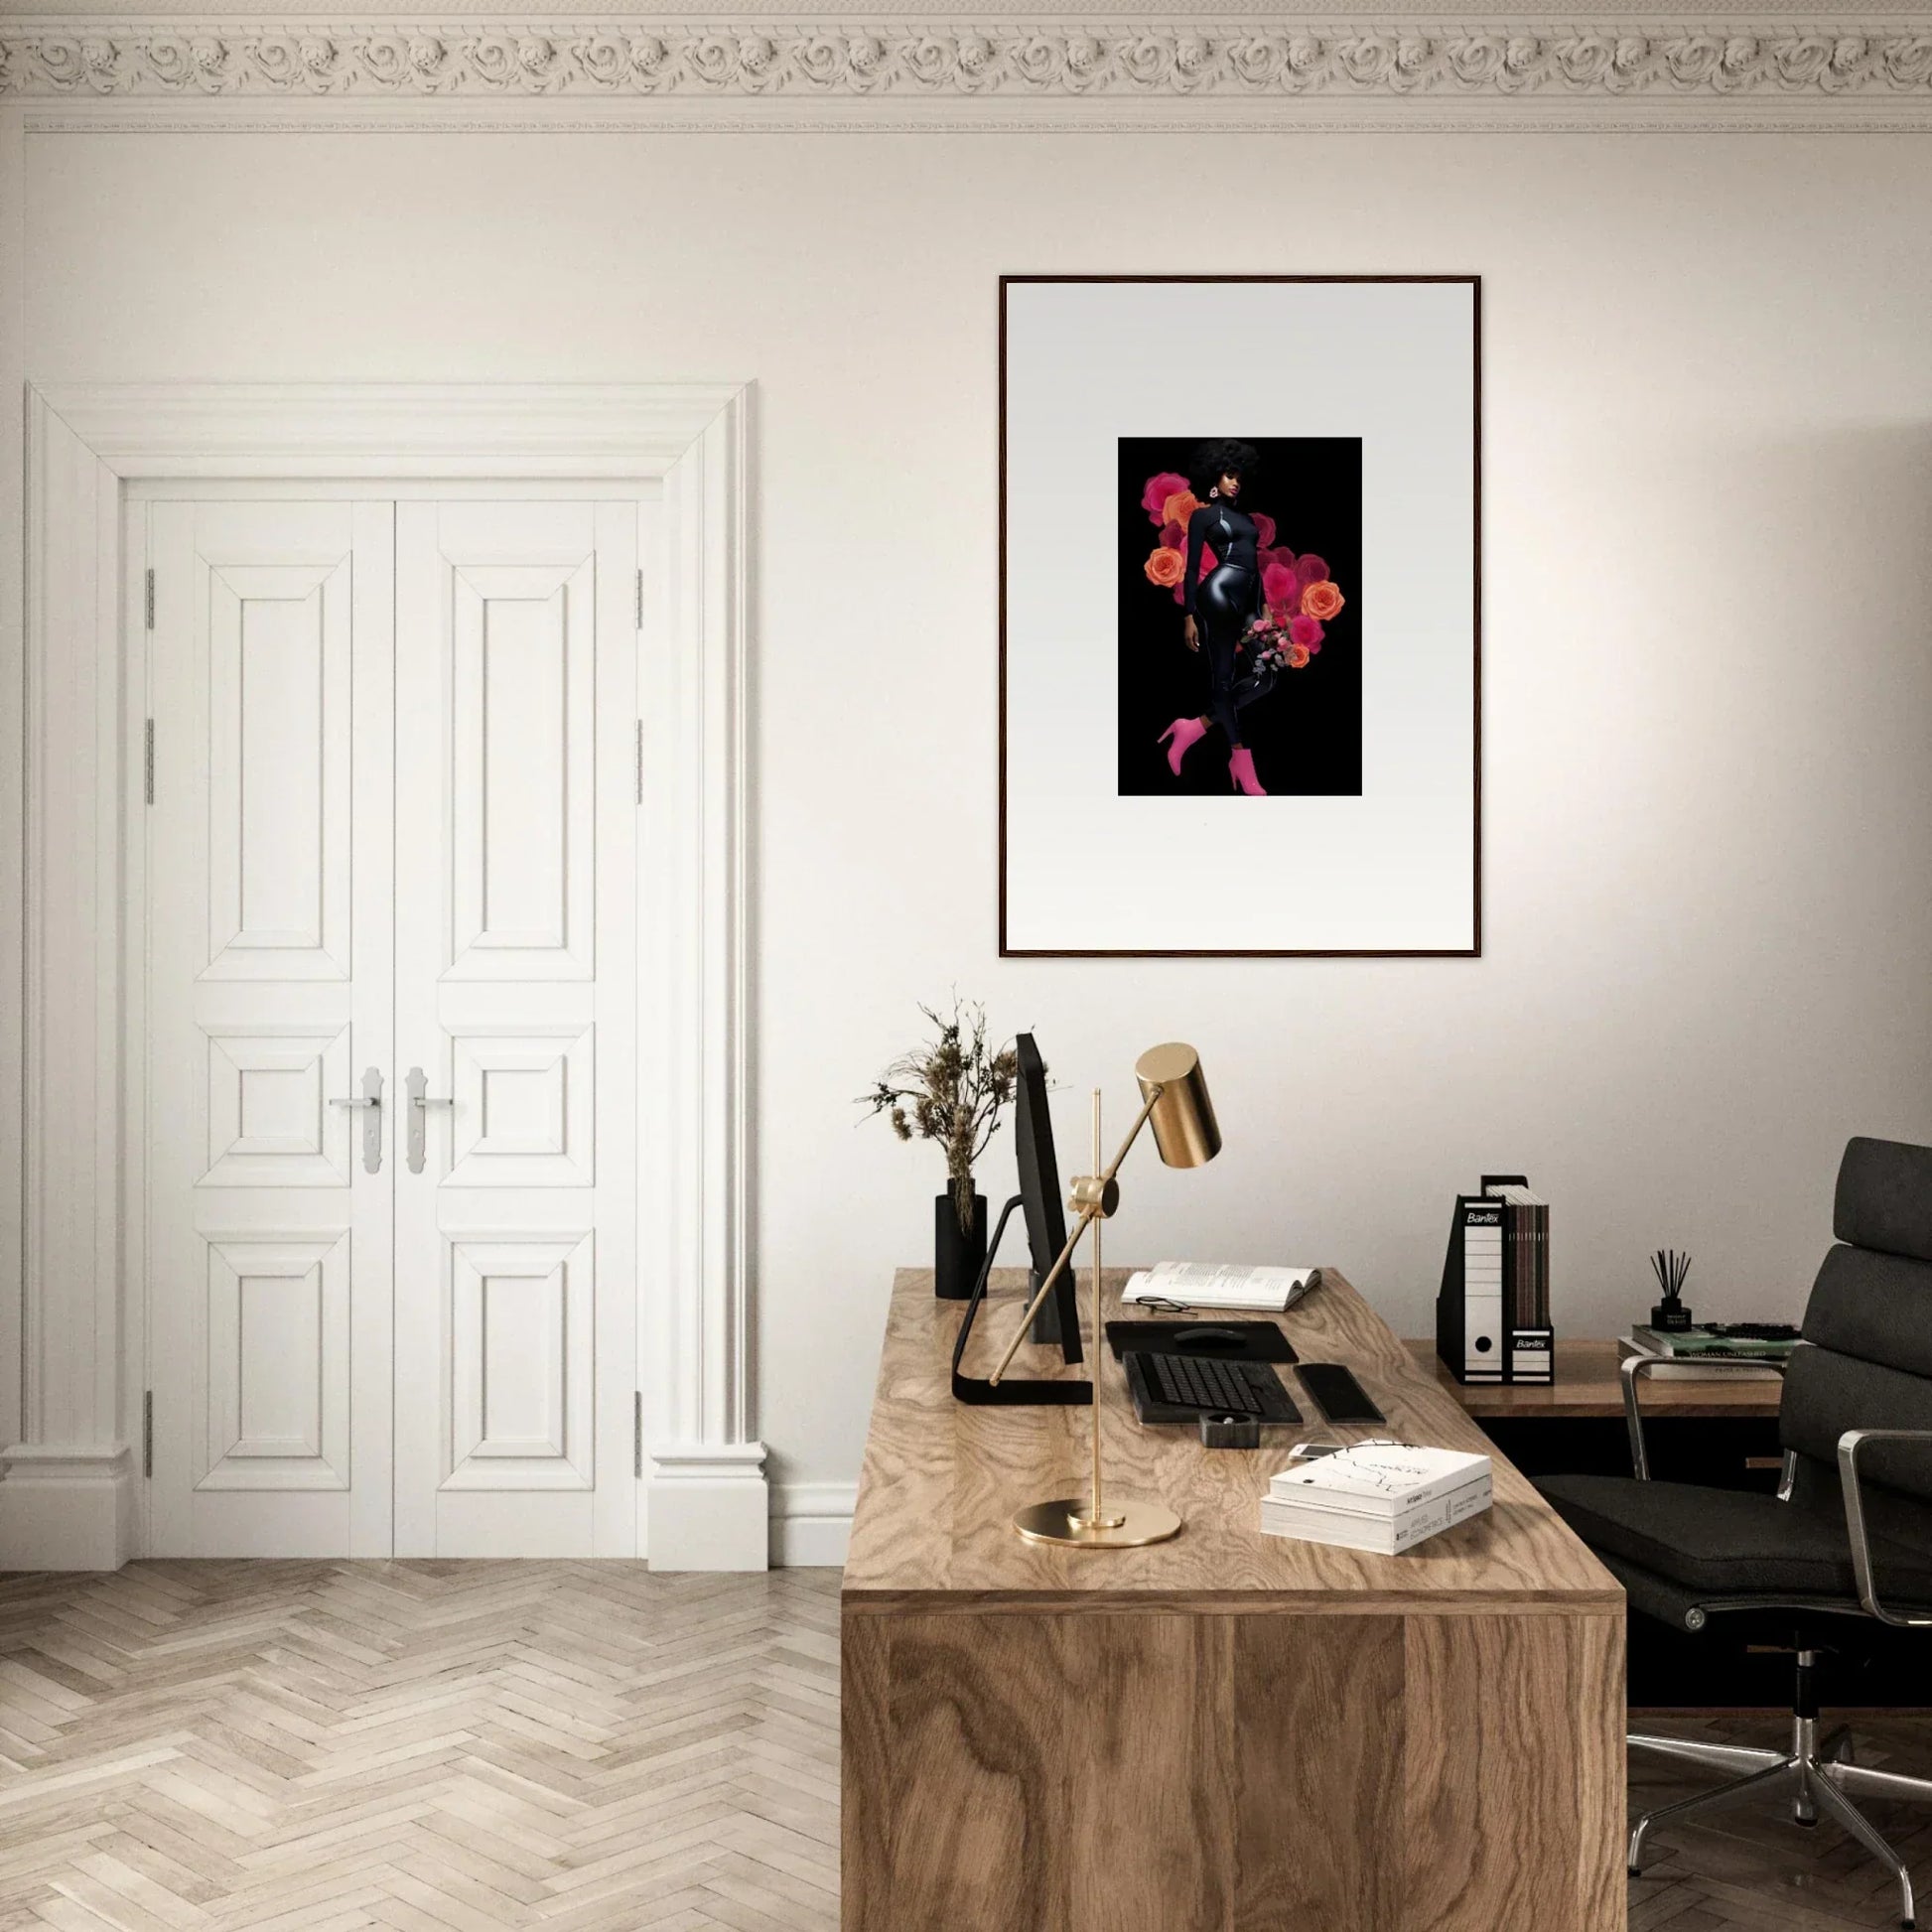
[1121,1262,1318,1311]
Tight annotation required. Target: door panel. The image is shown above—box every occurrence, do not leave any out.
[449,561,595,979]
[147,501,395,1557]
[393,501,637,1557]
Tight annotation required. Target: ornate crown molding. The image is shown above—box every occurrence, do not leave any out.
[5,16,1932,122]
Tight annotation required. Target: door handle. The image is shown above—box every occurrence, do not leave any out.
[329,1066,384,1174]
[405,1066,455,1175]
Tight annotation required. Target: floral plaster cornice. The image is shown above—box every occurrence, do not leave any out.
[4,16,1932,121]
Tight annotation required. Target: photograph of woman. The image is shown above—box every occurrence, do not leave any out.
[1118,434,1361,799]
[1171,439,1269,794]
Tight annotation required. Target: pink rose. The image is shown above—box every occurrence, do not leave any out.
[1159,520,1185,550]
[1141,472,1189,524]
[1262,562,1298,610]
[1252,513,1277,549]
[1289,615,1324,650]
[1295,553,1329,589]
[1259,545,1297,580]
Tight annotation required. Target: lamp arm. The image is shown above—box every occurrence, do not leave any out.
[986,1085,1165,1387]
[1096,1086,1164,1188]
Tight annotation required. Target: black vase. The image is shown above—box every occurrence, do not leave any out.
[934,1188,989,1300]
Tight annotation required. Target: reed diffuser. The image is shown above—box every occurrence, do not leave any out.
[1649,1248,1694,1332]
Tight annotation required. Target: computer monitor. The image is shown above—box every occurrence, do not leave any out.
[1014,1034,1082,1362]
[948,1031,1089,1405]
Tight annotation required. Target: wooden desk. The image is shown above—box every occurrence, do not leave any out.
[1407,1336,1784,1421]
[843,1269,1626,1932]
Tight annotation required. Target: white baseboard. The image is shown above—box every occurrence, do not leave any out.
[0,1445,136,1571]
[645,1442,770,1571]
[770,1480,854,1569]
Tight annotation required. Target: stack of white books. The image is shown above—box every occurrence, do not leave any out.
[1259,1444,1493,1555]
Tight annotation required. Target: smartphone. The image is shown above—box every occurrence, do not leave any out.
[1298,1363,1386,1426]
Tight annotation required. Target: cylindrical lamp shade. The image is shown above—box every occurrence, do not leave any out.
[1134,1042,1221,1169]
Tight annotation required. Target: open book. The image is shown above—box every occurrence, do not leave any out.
[1121,1262,1319,1312]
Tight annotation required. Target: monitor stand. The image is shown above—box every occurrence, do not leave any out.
[1030,1270,1068,1346]
[951,1196,1091,1407]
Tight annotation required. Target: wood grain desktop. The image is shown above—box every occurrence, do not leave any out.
[842,1267,1627,1932]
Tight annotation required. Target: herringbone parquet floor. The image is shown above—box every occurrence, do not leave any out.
[0,1563,840,1931]
[0,1562,1928,1930]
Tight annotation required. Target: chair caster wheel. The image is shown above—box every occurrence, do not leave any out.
[1795,1816,1818,1829]
[1627,1868,1640,1878]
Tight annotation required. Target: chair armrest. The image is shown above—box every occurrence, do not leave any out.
[1837,1429,1932,1628]
[1620,1351,1789,1481]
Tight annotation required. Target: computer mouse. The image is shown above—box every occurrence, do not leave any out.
[1173,1325,1246,1350]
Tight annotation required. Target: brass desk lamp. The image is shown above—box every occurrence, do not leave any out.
[987,1042,1221,1549]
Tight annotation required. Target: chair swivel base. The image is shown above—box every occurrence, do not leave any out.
[1629,1715,1929,1929]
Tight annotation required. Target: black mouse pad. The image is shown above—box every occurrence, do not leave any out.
[1104,1319,1298,1364]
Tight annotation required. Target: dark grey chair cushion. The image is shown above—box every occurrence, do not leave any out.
[1803,1245,1932,1383]
[1584,1543,1865,1636]
[1836,1136,1932,1264]
[1781,1338,1932,1500]
[1539,1472,1932,1601]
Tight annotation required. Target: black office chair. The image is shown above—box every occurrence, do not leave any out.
[1539,1136,1932,1930]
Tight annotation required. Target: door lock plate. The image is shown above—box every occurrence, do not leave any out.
[405,1066,454,1174]
[329,1066,384,1173]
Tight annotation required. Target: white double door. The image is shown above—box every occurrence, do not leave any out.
[145,494,640,1558]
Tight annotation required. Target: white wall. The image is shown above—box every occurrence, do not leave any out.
[23,128,1932,1517]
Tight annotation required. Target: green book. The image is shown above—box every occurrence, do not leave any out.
[1631,1325,1795,1360]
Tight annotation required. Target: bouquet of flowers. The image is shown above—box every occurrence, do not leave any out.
[1136,470,1347,675]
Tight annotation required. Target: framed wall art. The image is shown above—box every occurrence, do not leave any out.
[999,275,1480,957]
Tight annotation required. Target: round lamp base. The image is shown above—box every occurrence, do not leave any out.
[1012,1496,1182,1549]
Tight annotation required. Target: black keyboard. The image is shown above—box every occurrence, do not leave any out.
[1126,1351,1302,1424]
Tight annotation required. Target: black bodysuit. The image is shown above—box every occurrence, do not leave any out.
[1182,499,1266,746]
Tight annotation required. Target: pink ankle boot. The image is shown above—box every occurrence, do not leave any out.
[1229,748,1267,796]
[1157,716,1208,776]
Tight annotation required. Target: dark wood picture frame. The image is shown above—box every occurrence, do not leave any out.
[997,273,1482,959]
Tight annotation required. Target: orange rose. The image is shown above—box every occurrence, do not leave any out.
[1161,490,1199,529]
[1287,642,1311,669]
[1144,546,1186,588]
[1301,580,1344,621]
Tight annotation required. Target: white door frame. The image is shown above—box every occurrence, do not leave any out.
[6,382,763,1572]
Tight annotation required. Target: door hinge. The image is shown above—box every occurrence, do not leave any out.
[144,568,155,631]
[142,1391,153,1478]
[635,567,644,630]
[633,1392,643,1479]
[144,719,155,805]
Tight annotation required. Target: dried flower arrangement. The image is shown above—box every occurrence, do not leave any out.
[861,999,1020,1236]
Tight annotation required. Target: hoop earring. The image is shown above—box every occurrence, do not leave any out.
[1208,486,1219,498]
